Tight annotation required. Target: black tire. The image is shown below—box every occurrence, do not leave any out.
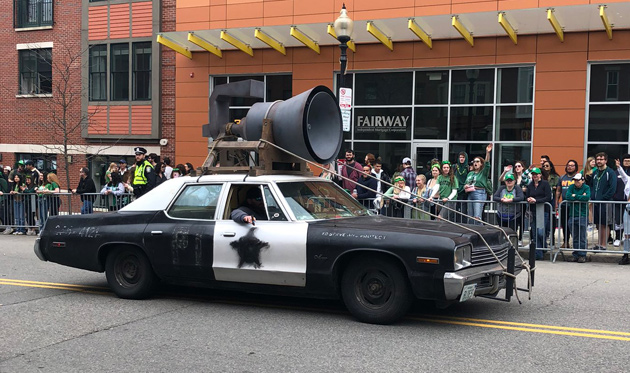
[105,246,157,299]
[340,256,413,324]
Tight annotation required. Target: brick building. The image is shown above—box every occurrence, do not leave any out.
[158,0,630,181]
[0,0,176,193]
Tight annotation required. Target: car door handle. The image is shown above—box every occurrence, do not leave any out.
[222,232,236,237]
[151,231,163,235]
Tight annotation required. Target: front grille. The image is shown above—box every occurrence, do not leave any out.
[471,244,509,266]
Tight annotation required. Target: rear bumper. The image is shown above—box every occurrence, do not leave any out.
[443,257,522,301]
[34,238,47,262]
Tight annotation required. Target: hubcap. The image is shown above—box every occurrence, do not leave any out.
[116,254,141,287]
[356,269,393,308]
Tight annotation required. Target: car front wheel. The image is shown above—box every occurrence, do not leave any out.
[105,247,157,299]
[341,256,412,324]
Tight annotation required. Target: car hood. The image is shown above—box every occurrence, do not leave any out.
[308,216,511,247]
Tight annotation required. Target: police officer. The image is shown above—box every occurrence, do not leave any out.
[131,147,156,198]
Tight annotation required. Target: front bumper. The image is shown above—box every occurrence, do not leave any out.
[443,257,522,301]
[34,238,47,262]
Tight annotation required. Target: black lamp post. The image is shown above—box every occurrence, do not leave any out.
[334,4,353,91]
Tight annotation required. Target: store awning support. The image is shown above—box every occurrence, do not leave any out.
[599,5,613,40]
[255,29,286,55]
[187,32,222,58]
[408,19,432,49]
[366,21,393,51]
[452,16,474,47]
[498,13,517,45]
[290,27,320,54]
[157,34,192,59]
[220,31,254,56]
[547,9,564,42]
[327,24,356,52]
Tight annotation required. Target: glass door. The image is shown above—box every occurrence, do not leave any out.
[413,143,447,177]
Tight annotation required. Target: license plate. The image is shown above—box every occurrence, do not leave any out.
[459,284,477,302]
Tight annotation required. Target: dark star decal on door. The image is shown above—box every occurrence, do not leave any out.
[229,227,270,269]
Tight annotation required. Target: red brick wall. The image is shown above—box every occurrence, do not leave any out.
[0,0,84,190]
[161,0,177,164]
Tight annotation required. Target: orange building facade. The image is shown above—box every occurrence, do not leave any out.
[163,0,630,177]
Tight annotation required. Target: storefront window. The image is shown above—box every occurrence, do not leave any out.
[587,63,630,161]
[413,107,447,139]
[450,69,495,105]
[497,67,534,103]
[353,142,411,176]
[495,106,533,141]
[210,74,292,123]
[353,107,411,141]
[449,106,493,141]
[354,72,412,105]
[415,70,448,105]
[587,104,629,142]
[590,64,630,102]
[341,66,534,182]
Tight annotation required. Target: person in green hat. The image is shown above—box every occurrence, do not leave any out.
[8,161,25,182]
[525,167,553,259]
[493,173,524,231]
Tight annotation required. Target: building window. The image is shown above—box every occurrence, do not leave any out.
[588,63,630,161]
[17,154,57,173]
[340,66,535,184]
[14,0,53,28]
[210,74,292,123]
[133,42,151,100]
[606,70,619,101]
[89,45,106,101]
[91,42,152,102]
[18,48,52,94]
[110,43,129,101]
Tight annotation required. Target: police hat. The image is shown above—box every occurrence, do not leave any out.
[134,147,147,155]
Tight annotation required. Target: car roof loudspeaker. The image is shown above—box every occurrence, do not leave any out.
[205,80,342,165]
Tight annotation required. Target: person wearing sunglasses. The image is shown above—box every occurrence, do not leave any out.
[231,187,267,225]
[463,144,493,225]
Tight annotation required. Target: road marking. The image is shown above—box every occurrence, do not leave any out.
[1,278,629,341]
[410,316,630,341]
[421,315,630,337]
[0,279,109,295]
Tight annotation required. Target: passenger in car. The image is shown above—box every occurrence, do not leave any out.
[231,188,268,225]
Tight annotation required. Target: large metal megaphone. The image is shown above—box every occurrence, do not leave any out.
[202,80,342,165]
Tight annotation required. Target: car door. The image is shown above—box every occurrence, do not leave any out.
[213,183,307,287]
[144,183,224,281]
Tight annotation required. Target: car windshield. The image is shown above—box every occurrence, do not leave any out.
[276,181,371,220]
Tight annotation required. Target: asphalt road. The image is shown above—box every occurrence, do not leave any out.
[1,235,630,372]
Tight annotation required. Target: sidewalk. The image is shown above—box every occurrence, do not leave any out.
[519,248,626,263]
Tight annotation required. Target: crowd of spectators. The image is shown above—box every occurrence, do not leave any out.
[325,148,630,264]
[0,147,197,236]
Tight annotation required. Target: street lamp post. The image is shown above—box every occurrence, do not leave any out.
[334,4,353,90]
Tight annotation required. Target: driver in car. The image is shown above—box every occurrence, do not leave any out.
[231,188,268,225]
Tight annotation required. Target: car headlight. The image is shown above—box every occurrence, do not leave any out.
[454,245,472,270]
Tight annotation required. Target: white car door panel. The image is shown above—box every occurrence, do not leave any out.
[213,220,307,286]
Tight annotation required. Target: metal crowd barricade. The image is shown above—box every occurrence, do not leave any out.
[372,196,556,259]
[553,200,630,262]
[1,192,134,234]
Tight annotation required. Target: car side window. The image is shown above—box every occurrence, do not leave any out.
[263,185,287,221]
[167,184,223,220]
[223,184,288,221]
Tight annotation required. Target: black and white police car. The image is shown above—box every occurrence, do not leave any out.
[35,174,523,324]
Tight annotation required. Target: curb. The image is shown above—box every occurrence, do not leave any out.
[518,249,627,264]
